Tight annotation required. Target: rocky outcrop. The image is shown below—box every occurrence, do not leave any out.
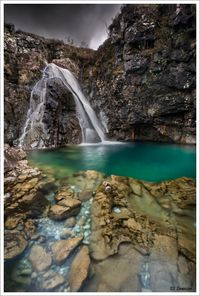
[4,145,51,264]
[4,145,49,218]
[86,175,196,292]
[4,4,196,147]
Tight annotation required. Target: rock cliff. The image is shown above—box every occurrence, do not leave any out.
[4,4,196,146]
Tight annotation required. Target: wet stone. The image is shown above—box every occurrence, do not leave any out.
[29,245,52,272]
[48,203,80,220]
[40,270,65,291]
[11,259,32,286]
[69,246,90,292]
[64,217,76,228]
[54,187,76,202]
[4,232,28,260]
[5,216,22,230]
[58,197,81,209]
[78,190,93,201]
[51,236,83,264]
[60,229,73,239]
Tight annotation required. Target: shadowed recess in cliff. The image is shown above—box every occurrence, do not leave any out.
[19,63,106,148]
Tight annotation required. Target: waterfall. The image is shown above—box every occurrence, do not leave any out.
[19,63,106,148]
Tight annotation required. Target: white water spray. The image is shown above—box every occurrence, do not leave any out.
[19,63,106,148]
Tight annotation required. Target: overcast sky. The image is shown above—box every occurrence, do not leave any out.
[4,4,121,49]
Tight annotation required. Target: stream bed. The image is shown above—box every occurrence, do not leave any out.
[4,142,196,292]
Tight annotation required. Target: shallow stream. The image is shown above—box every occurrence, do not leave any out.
[5,142,196,292]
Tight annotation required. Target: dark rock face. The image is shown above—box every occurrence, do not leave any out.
[4,4,196,146]
[85,4,196,144]
[44,78,81,146]
[21,77,81,148]
[4,24,94,146]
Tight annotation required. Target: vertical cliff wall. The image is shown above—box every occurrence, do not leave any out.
[85,4,196,143]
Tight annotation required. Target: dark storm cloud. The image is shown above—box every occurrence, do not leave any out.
[4,4,121,49]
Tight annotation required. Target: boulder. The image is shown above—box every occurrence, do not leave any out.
[51,237,83,264]
[69,246,90,292]
[60,229,73,239]
[54,187,76,202]
[49,201,81,220]
[29,245,52,272]
[58,197,81,209]
[64,217,76,228]
[78,190,93,201]
[4,232,28,260]
[40,270,65,291]
[5,215,22,230]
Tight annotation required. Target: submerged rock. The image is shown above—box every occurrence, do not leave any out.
[60,229,73,239]
[39,270,65,291]
[69,246,90,292]
[64,217,76,228]
[29,245,52,272]
[51,237,83,264]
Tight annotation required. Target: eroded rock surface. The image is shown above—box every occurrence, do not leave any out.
[49,187,81,220]
[4,231,28,260]
[4,145,49,219]
[39,271,65,291]
[69,246,91,292]
[87,175,196,292]
[51,237,83,264]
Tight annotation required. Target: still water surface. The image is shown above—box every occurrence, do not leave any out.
[28,142,196,182]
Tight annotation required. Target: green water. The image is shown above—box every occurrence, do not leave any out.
[28,142,196,182]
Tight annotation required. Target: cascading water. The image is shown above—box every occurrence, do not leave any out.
[19,63,106,148]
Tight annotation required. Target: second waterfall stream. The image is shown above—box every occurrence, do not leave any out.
[19,63,106,148]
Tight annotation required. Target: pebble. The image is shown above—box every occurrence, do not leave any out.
[113,207,121,214]
[73,225,80,232]
[83,240,89,245]
[31,272,37,279]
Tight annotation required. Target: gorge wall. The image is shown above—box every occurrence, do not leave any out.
[4,4,196,147]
